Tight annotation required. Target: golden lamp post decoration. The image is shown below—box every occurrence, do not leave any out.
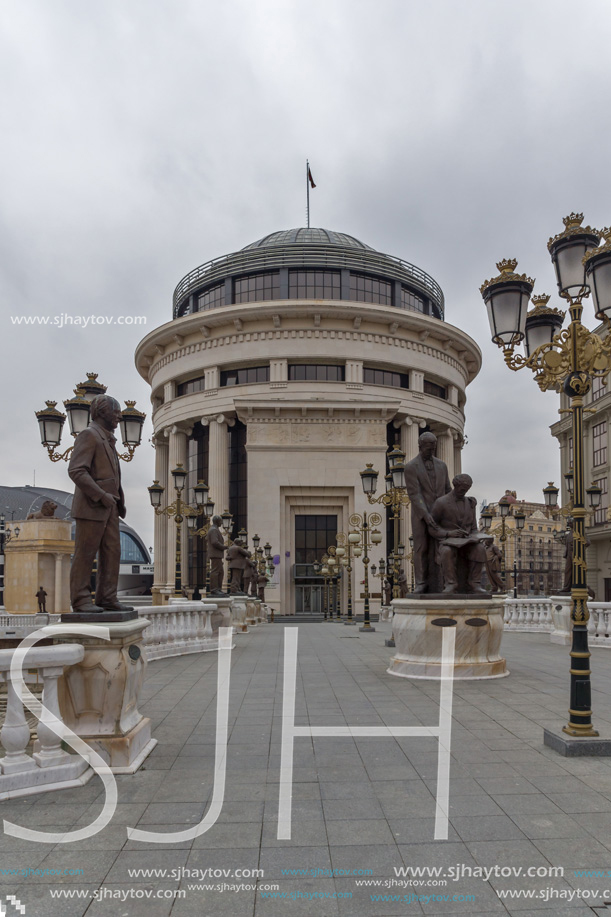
[480,215,611,740]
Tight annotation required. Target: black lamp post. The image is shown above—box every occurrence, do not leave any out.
[481,215,611,739]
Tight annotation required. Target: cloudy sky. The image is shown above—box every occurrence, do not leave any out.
[2,0,610,546]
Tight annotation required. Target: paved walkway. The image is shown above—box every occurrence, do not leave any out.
[3,621,611,916]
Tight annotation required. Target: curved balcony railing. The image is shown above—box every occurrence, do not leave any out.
[172,243,445,319]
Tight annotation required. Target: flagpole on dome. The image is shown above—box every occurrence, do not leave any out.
[306,160,316,229]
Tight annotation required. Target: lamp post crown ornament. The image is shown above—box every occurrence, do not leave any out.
[548,213,599,251]
[479,259,535,294]
[528,294,565,320]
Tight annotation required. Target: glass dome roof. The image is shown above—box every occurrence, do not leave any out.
[241,228,375,251]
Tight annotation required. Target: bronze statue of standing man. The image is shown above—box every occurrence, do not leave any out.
[403,431,451,593]
[68,394,133,614]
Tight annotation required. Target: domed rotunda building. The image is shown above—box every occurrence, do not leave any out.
[135,228,481,614]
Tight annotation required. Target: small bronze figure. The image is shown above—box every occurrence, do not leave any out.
[485,544,505,593]
[383,577,393,606]
[226,538,250,595]
[403,432,451,594]
[396,569,409,598]
[242,551,254,595]
[205,515,228,595]
[257,571,268,601]
[36,586,47,613]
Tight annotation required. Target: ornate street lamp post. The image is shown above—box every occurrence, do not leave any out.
[148,467,208,597]
[335,533,355,624]
[348,511,383,633]
[36,373,145,463]
[481,215,611,738]
[360,447,410,598]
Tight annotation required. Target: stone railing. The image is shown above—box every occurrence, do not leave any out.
[139,602,221,661]
[503,598,553,633]
[0,613,62,639]
[0,644,93,800]
[587,604,611,646]
[504,596,611,648]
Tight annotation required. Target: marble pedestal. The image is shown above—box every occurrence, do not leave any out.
[550,595,573,646]
[388,596,509,680]
[229,597,249,633]
[55,618,157,773]
[245,599,259,626]
[380,605,392,622]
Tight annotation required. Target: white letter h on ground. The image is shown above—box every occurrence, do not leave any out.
[278,626,456,841]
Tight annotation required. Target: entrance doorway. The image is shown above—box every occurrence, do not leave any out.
[293,514,337,615]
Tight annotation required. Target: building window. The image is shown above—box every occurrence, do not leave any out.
[349,273,392,305]
[228,420,247,534]
[177,376,206,396]
[288,271,341,300]
[120,532,149,564]
[592,376,607,401]
[234,272,280,303]
[220,366,270,386]
[593,476,608,525]
[400,287,425,313]
[363,366,409,389]
[288,364,345,382]
[423,380,447,399]
[295,515,338,566]
[593,421,607,467]
[568,436,573,468]
[197,283,225,311]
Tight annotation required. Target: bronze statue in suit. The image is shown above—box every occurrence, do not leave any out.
[226,538,249,594]
[68,394,133,613]
[205,515,227,595]
[403,432,451,593]
[430,474,488,595]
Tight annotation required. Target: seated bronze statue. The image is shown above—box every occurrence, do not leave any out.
[429,474,490,595]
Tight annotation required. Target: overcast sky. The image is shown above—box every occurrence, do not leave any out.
[2,0,610,547]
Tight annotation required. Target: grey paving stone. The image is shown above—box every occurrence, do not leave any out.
[510,813,591,840]
[451,815,527,842]
[531,837,611,868]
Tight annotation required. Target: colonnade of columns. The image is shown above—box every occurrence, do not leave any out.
[152,415,232,600]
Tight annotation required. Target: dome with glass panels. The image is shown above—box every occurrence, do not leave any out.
[173,227,445,321]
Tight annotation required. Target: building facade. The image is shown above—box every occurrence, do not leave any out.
[551,370,611,600]
[135,228,481,614]
[481,491,564,596]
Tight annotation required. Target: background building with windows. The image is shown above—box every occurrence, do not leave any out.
[552,365,611,600]
[135,227,482,614]
[480,490,564,597]
[0,484,152,605]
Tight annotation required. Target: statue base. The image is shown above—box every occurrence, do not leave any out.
[62,610,138,623]
[55,618,157,772]
[388,596,509,680]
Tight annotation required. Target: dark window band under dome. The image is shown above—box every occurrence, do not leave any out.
[173,227,444,321]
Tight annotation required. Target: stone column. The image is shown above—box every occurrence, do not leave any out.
[438,428,454,480]
[167,426,188,592]
[152,435,169,603]
[453,431,464,477]
[207,415,231,516]
[400,419,420,575]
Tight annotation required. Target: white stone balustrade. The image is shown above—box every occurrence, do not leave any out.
[0,644,93,800]
[139,602,223,660]
[503,597,553,633]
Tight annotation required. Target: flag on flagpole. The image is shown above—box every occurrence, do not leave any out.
[307,167,316,189]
